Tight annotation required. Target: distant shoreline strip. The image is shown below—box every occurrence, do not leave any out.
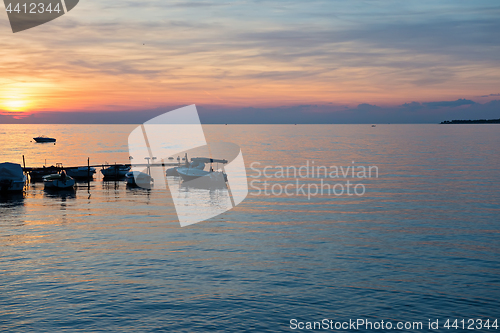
[440,118,500,124]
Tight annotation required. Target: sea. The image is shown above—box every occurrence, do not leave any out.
[0,124,499,332]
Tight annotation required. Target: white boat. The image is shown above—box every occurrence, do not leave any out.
[166,157,197,177]
[66,167,96,179]
[101,165,130,178]
[43,172,75,190]
[125,171,154,188]
[33,135,56,143]
[0,162,26,192]
[176,158,228,182]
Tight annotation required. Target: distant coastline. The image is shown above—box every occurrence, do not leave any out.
[440,118,500,124]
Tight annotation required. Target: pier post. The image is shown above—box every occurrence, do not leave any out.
[22,155,27,182]
[87,157,90,191]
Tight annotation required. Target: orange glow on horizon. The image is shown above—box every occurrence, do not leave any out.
[1,52,499,114]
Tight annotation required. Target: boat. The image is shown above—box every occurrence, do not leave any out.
[28,165,61,182]
[101,164,131,179]
[166,156,185,176]
[166,166,179,176]
[176,157,228,183]
[125,171,154,188]
[33,136,56,143]
[0,162,26,192]
[43,171,75,190]
[66,166,96,179]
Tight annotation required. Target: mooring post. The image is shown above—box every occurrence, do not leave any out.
[87,157,90,191]
[22,155,27,182]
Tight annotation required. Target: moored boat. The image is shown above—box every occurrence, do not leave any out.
[43,171,75,190]
[125,171,154,188]
[0,162,26,193]
[176,157,228,183]
[101,164,131,179]
[28,166,60,182]
[66,166,96,179]
[166,166,179,176]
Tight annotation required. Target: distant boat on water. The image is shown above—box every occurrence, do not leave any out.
[33,136,56,143]
[0,162,26,192]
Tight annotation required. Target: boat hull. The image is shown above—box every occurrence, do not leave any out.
[0,177,26,192]
[125,171,153,188]
[166,167,179,176]
[177,168,227,183]
[66,167,96,179]
[29,167,60,182]
[43,175,75,189]
[0,163,27,192]
[101,166,130,179]
[33,137,56,143]
[176,168,210,182]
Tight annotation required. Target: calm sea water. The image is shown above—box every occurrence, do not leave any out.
[0,124,499,332]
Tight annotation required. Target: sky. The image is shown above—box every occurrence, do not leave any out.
[0,0,499,123]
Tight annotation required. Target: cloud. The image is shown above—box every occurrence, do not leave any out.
[353,103,382,112]
[478,93,500,97]
[422,99,476,109]
[400,102,424,112]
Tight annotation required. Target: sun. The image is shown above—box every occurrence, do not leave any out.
[0,87,33,112]
[3,99,28,111]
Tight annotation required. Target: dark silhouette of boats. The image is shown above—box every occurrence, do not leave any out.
[28,165,61,182]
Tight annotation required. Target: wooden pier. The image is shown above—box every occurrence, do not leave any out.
[21,155,185,181]
[22,162,182,173]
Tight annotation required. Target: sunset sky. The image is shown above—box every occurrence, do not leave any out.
[1,0,499,123]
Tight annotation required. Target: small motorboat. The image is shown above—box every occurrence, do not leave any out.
[28,165,60,182]
[176,167,210,181]
[43,171,75,190]
[125,171,154,188]
[66,166,96,179]
[0,162,26,193]
[165,155,185,176]
[33,136,56,143]
[166,166,179,176]
[176,157,228,183]
[101,164,131,179]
